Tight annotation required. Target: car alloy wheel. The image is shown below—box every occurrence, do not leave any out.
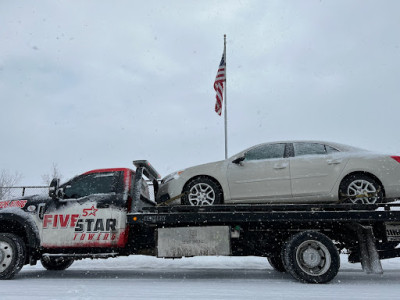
[347,179,379,204]
[182,176,222,206]
[339,174,384,205]
[188,183,216,206]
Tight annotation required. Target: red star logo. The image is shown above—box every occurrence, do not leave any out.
[82,205,98,217]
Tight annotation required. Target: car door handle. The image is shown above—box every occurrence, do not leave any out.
[273,163,288,169]
[327,159,342,165]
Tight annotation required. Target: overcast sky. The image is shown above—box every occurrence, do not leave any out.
[1,0,400,185]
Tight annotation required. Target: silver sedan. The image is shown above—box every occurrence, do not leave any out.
[157,141,400,205]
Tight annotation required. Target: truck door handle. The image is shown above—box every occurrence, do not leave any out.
[273,163,288,169]
[327,159,342,165]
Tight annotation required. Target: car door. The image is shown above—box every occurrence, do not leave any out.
[289,142,349,200]
[41,171,128,248]
[227,143,292,202]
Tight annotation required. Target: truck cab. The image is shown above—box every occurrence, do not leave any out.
[0,161,160,279]
[41,167,148,249]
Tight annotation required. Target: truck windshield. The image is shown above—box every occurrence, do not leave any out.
[63,171,123,199]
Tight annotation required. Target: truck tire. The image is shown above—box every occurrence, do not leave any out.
[282,231,340,284]
[41,256,74,271]
[182,176,222,206]
[267,255,286,273]
[0,233,26,280]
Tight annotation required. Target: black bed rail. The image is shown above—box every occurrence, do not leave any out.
[128,202,400,226]
[140,203,390,213]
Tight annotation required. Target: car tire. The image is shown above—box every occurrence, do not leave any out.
[339,174,384,204]
[41,256,74,271]
[0,233,26,280]
[182,176,222,206]
[282,231,340,284]
[267,254,286,273]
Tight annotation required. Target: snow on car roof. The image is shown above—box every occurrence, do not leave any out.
[230,140,366,158]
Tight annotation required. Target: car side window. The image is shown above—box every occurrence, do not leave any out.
[244,143,286,161]
[326,145,339,154]
[294,143,327,157]
[63,172,121,199]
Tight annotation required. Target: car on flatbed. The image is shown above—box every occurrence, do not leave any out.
[157,141,400,206]
[2,160,400,284]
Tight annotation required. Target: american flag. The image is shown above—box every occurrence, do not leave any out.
[214,51,226,116]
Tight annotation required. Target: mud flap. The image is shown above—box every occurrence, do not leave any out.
[356,224,383,274]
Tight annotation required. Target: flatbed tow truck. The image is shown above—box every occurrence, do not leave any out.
[1,161,400,283]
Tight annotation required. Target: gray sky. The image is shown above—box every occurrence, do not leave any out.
[1,0,400,185]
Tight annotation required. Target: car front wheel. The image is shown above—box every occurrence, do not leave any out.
[182,177,222,206]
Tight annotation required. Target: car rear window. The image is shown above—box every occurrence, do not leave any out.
[294,143,326,156]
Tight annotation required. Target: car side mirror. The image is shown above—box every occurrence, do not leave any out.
[49,178,60,199]
[232,156,245,165]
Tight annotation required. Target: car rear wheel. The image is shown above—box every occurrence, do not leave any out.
[182,177,222,206]
[339,174,384,204]
[0,233,26,280]
[41,256,74,271]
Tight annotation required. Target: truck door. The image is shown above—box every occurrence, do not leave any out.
[40,170,129,248]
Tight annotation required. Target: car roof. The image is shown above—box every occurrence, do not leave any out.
[232,140,365,157]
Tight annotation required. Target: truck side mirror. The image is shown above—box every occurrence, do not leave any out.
[49,178,60,199]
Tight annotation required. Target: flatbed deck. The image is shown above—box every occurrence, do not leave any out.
[128,203,400,226]
[127,164,400,283]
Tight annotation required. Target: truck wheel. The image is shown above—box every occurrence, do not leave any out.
[0,233,26,280]
[339,174,384,204]
[282,231,340,284]
[41,256,74,271]
[182,176,222,206]
[267,254,286,273]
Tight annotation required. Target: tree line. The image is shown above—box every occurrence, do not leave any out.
[0,164,62,200]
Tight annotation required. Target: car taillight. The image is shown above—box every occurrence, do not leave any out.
[391,156,400,163]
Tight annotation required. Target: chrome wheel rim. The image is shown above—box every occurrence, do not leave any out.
[188,183,215,206]
[347,180,378,204]
[0,240,13,273]
[296,240,331,276]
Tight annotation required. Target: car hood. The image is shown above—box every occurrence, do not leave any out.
[179,159,228,178]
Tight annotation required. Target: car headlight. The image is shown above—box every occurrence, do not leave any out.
[162,170,184,184]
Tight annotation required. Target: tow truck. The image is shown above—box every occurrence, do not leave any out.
[1,160,400,283]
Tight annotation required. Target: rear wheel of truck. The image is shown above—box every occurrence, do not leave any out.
[41,256,74,271]
[282,231,340,284]
[267,254,286,273]
[0,233,26,280]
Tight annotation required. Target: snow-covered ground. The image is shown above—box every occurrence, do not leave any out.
[1,255,400,299]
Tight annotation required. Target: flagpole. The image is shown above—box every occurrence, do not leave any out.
[224,34,228,159]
